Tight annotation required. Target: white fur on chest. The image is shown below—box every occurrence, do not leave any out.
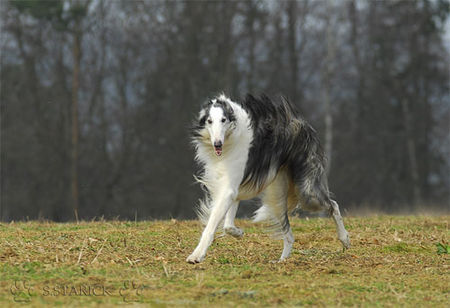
[195,101,254,200]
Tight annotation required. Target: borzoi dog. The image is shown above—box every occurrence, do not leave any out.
[187,94,350,263]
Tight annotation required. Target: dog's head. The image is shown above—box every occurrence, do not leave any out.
[196,95,236,156]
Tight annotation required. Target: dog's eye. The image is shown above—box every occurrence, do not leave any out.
[207,119,212,124]
[221,118,226,123]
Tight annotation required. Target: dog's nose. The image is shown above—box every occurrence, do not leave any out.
[214,140,223,148]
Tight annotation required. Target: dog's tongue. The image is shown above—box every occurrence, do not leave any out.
[214,147,222,156]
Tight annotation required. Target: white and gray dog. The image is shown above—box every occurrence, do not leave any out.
[187,94,350,263]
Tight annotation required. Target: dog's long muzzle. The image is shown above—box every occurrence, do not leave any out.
[213,140,223,156]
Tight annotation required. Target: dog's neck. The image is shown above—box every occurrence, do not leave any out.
[227,100,252,144]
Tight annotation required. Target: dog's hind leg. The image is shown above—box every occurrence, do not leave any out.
[298,176,350,250]
[329,199,350,250]
[223,201,244,238]
[279,213,294,261]
[259,170,294,262]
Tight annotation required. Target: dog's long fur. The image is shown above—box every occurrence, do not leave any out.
[187,94,350,263]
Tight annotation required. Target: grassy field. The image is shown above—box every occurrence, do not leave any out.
[0,215,448,306]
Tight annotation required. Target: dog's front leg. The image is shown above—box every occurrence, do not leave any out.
[223,202,244,238]
[187,190,236,263]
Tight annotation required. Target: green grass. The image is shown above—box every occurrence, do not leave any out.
[0,216,448,306]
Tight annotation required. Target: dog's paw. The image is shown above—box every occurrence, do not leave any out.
[224,226,244,238]
[269,258,287,264]
[339,233,350,250]
[186,252,205,264]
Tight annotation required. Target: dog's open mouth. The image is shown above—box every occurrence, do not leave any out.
[214,146,222,156]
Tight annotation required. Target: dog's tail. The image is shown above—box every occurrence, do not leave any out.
[252,204,289,239]
[252,204,273,223]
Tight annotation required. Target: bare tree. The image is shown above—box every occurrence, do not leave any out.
[71,25,81,222]
[1,0,449,220]
[322,0,336,175]
[287,0,298,103]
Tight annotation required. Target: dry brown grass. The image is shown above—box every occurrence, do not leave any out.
[1,215,449,306]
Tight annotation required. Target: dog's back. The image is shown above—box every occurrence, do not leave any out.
[239,94,329,213]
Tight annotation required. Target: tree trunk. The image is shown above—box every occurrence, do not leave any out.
[246,1,256,93]
[323,0,335,175]
[287,0,298,103]
[401,98,421,207]
[71,30,81,222]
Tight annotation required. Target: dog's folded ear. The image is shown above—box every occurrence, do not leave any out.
[224,103,236,122]
[199,114,207,126]
[202,100,213,109]
[197,100,213,126]
[215,99,236,122]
